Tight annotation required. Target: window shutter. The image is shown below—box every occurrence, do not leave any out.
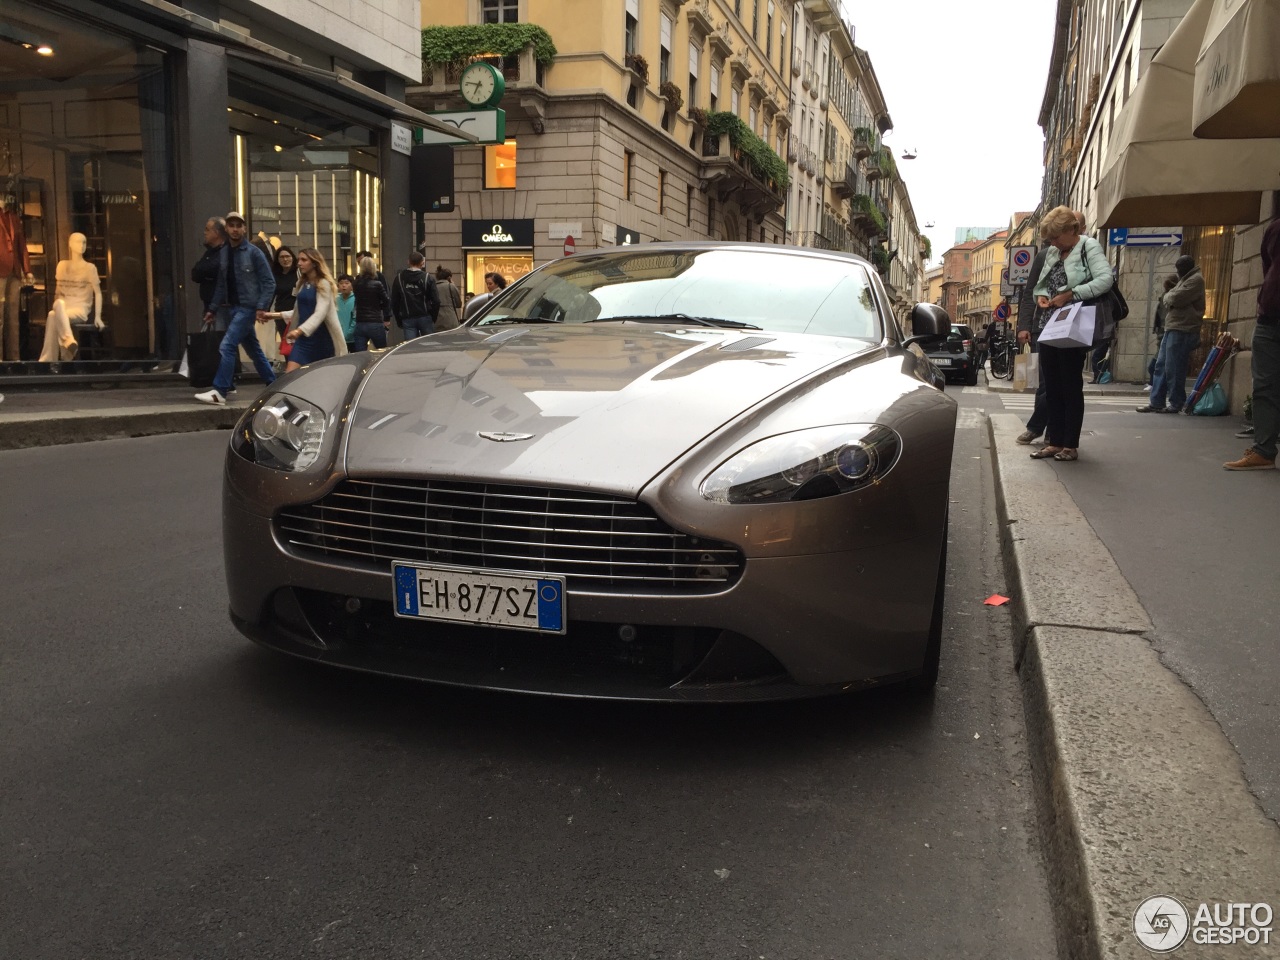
[626,0,638,15]
[688,42,700,77]
[660,14,672,49]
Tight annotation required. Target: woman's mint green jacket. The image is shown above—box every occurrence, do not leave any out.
[1032,236,1115,301]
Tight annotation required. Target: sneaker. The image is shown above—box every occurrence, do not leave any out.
[1135,405,1167,413]
[1235,425,1255,439]
[194,389,226,406]
[1143,384,1153,392]
[1016,430,1043,445]
[1223,449,1276,471]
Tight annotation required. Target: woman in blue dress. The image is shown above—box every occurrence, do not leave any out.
[267,247,348,373]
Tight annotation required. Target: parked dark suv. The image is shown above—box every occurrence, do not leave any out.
[924,324,978,386]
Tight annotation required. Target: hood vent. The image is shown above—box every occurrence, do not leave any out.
[718,336,776,352]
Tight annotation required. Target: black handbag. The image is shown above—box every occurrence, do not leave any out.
[1080,238,1127,344]
[186,329,224,388]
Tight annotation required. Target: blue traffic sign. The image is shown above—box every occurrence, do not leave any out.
[1108,227,1182,247]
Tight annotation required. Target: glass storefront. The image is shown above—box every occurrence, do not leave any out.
[460,218,534,298]
[1,3,176,366]
[465,253,534,296]
[227,91,382,281]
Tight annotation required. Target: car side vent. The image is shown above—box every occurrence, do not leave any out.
[719,336,776,352]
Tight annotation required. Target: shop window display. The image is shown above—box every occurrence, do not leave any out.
[1,5,176,369]
[227,99,382,281]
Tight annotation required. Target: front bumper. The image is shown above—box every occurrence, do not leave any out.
[224,486,943,702]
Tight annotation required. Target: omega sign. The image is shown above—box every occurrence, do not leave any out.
[462,218,534,248]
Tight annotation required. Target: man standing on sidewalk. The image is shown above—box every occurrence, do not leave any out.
[194,212,277,405]
[1137,255,1205,414]
[390,252,440,340]
[1225,215,1280,470]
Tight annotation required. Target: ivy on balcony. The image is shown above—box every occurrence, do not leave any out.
[920,235,932,260]
[851,193,886,236]
[870,245,891,273]
[421,24,557,67]
[705,111,790,189]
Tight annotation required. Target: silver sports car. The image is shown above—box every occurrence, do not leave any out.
[223,243,956,701]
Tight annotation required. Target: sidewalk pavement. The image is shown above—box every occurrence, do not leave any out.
[988,410,1280,959]
[982,363,1150,396]
[0,384,265,450]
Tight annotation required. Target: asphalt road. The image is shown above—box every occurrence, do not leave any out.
[1,425,1055,960]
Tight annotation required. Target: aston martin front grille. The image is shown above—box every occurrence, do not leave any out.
[275,479,744,594]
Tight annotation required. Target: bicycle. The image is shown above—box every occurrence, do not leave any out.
[987,336,1017,380]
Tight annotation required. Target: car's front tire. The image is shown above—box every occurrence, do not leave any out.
[906,513,947,694]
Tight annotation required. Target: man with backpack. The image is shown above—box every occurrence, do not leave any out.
[390,252,440,340]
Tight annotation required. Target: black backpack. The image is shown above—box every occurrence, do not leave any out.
[396,269,433,319]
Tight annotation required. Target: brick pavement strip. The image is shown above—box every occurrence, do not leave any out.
[989,412,1280,960]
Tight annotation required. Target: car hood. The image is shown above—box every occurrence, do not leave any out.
[342,325,878,494]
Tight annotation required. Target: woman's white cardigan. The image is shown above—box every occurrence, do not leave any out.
[281,279,349,357]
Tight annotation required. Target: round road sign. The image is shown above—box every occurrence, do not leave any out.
[994,302,1010,321]
[1013,249,1032,267]
[563,236,576,256]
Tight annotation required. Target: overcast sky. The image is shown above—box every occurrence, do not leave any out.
[838,0,1058,265]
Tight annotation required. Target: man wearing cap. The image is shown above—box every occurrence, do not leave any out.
[1137,254,1205,414]
[194,211,277,405]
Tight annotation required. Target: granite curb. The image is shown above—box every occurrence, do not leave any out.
[0,401,255,450]
[987,412,1280,959]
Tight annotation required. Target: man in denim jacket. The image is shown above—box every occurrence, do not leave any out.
[194,211,277,405]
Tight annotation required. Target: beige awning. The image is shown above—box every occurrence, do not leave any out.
[1194,0,1280,138]
[1096,0,1280,228]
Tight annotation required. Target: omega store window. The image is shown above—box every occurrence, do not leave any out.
[1,3,178,374]
[462,219,534,296]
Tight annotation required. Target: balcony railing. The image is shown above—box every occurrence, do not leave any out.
[801,62,814,90]
[420,43,547,95]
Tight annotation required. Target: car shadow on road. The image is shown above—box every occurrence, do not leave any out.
[224,643,942,772]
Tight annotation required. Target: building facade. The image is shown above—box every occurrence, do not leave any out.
[961,229,1007,329]
[1,0,426,377]
[411,0,928,319]
[939,239,979,324]
[414,0,795,295]
[1038,0,1238,384]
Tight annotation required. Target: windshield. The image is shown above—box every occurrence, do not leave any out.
[473,248,884,341]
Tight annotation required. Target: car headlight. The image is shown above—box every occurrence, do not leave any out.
[700,424,900,504]
[236,393,328,471]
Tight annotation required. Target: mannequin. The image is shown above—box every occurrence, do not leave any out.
[0,182,33,360]
[39,232,104,362]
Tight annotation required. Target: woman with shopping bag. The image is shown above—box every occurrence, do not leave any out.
[1025,206,1116,462]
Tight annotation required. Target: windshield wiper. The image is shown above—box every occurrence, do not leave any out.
[588,313,762,330]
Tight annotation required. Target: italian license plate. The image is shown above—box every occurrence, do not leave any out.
[392,562,566,634]
[934,357,953,366]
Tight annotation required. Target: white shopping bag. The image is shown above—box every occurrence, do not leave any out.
[177,349,190,379]
[1025,351,1040,391]
[1037,302,1097,348]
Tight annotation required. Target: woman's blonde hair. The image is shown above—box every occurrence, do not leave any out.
[1040,205,1080,242]
[358,256,378,280]
[294,247,336,297]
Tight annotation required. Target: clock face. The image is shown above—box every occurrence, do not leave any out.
[461,64,499,107]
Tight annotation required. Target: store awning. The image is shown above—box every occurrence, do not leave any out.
[1096,0,1280,228]
[1193,0,1280,138]
[122,0,474,141]
[224,49,477,142]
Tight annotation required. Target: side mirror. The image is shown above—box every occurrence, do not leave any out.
[902,302,951,348]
